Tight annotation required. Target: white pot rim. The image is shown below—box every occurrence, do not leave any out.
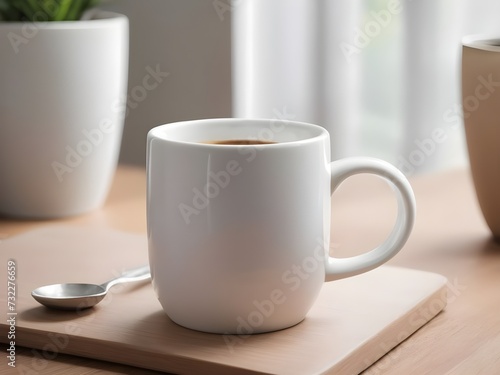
[0,9,127,30]
[462,34,500,52]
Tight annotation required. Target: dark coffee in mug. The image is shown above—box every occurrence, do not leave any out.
[203,139,276,145]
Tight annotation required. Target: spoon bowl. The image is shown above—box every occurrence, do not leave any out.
[31,265,150,310]
[32,283,108,310]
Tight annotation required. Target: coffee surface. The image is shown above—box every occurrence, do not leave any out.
[203,139,276,145]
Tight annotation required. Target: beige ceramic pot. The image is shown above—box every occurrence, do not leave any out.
[462,34,500,239]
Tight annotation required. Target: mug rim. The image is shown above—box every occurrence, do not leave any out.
[148,118,329,148]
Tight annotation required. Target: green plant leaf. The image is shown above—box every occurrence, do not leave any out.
[0,1,22,21]
[53,0,71,21]
[0,0,101,22]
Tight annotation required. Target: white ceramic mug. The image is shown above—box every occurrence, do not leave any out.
[147,118,416,334]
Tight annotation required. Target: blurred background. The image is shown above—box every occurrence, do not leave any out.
[99,0,500,176]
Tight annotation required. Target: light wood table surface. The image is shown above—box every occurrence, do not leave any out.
[1,165,499,374]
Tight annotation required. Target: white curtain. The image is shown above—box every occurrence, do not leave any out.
[232,0,500,176]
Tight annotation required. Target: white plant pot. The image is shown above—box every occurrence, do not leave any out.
[0,10,129,218]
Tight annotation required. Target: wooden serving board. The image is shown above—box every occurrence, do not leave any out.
[0,226,448,374]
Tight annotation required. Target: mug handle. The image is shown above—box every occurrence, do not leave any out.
[325,157,416,281]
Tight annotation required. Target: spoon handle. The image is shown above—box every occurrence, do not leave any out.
[100,265,151,291]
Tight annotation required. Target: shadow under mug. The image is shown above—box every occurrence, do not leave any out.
[147,118,416,334]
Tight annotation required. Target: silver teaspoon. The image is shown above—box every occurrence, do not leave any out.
[31,265,151,310]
